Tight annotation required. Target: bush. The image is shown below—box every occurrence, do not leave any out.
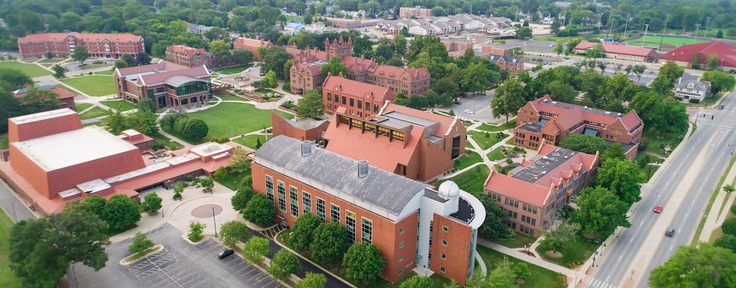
[129,232,154,254]
[142,192,163,214]
[188,221,206,242]
[267,250,301,280]
[730,204,736,215]
[689,99,700,104]
[722,217,736,236]
[506,158,513,164]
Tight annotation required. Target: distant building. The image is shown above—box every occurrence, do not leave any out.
[271,111,329,141]
[573,42,658,62]
[187,24,212,34]
[251,135,485,285]
[114,60,211,110]
[323,102,466,182]
[674,74,711,102]
[14,85,77,111]
[165,44,215,68]
[484,143,599,237]
[400,6,432,19]
[659,41,736,70]
[17,32,144,59]
[322,75,394,120]
[233,37,273,61]
[282,22,306,35]
[513,95,644,159]
[480,43,514,56]
[488,54,525,73]
[442,38,476,53]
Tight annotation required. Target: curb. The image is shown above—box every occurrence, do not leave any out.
[119,244,164,266]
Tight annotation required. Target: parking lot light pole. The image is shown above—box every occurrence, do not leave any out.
[212,207,218,237]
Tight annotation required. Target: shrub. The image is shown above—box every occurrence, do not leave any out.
[506,158,513,164]
[129,232,155,254]
[723,218,736,236]
[188,221,206,242]
[689,99,700,104]
[731,204,736,215]
[142,192,162,214]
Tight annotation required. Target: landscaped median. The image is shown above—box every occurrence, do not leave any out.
[119,244,164,266]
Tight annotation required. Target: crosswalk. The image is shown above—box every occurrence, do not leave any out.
[696,121,736,131]
[585,277,618,288]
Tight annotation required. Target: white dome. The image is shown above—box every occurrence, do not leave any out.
[438,181,460,198]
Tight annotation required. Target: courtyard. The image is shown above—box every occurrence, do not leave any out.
[61,75,117,96]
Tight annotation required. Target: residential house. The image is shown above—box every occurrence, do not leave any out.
[488,54,525,73]
[674,74,711,102]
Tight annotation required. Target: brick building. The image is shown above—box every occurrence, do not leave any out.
[251,136,485,285]
[114,60,211,109]
[18,32,144,59]
[513,95,644,159]
[290,62,325,94]
[233,37,273,60]
[165,44,215,68]
[271,111,330,141]
[322,75,394,120]
[484,143,599,237]
[480,44,511,56]
[323,102,466,182]
[14,85,77,111]
[0,108,250,215]
[400,6,432,19]
[441,38,475,53]
[488,54,525,73]
[573,42,658,62]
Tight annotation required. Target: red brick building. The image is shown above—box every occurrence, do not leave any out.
[323,102,466,182]
[114,60,211,109]
[233,37,272,60]
[488,54,525,73]
[441,39,475,53]
[573,42,658,62]
[659,41,736,70]
[165,44,215,68]
[322,75,394,120]
[399,6,432,19]
[480,44,511,56]
[484,143,599,237]
[271,111,329,141]
[290,62,325,94]
[513,95,644,159]
[18,32,144,59]
[14,85,77,111]
[252,136,485,285]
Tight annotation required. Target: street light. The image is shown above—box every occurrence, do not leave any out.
[212,207,218,237]
[706,17,711,38]
[695,24,701,43]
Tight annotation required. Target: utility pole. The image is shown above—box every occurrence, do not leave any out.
[663,16,668,35]
[623,13,631,39]
[642,24,649,47]
[607,9,614,38]
[695,23,701,43]
[705,17,711,38]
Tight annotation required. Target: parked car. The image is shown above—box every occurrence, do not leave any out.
[218,249,235,259]
[453,101,461,105]
[719,105,725,110]
[665,228,675,237]
[653,204,663,213]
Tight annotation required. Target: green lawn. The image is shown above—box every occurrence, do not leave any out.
[0,61,51,77]
[94,69,115,75]
[150,132,185,151]
[476,246,564,288]
[624,35,707,48]
[213,64,252,75]
[253,89,283,98]
[476,120,516,132]
[232,134,272,149]
[454,151,483,170]
[163,103,293,144]
[79,107,110,119]
[469,131,507,150]
[436,165,490,196]
[535,234,599,267]
[214,171,249,191]
[100,100,137,112]
[75,103,93,112]
[37,58,65,64]
[487,147,507,161]
[490,232,537,248]
[0,209,22,288]
[61,76,117,96]
[641,130,685,157]
[216,93,248,101]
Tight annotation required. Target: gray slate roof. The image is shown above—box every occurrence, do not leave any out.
[254,136,429,217]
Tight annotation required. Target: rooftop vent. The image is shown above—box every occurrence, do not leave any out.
[358,160,369,178]
[300,140,311,157]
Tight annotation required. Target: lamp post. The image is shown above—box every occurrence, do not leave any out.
[706,17,711,38]
[623,13,631,38]
[695,24,701,43]
[642,24,649,47]
[212,207,218,237]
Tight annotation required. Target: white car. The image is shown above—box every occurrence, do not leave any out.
[464,109,474,114]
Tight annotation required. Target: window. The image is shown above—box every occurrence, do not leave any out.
[265,175,274,201]
[358,100,362,109]
[334,94,339,102]
[513,212,518,219]
[330,204,341,223]
[532,207,537,215]
[346,210,356,243]
[532,218,536,226]
[442,225,449,232]
[349,98,354,107]
[342,96,346,105]
[441,239,447,246]
[398,269,403,275]
[400,227,404,234]
[521,215,526,222]
[374,104,379,114]
[277,181,286,212]
[362,218,373,243]
[302,192,312,214]
[365,103,370,111]
[441,253,446,259]
[440,267,446,273]
[399,241,404,248]
[327,93,332,101]
[289,186,299,217]
[399,255,404,262]
[316,198,326,220]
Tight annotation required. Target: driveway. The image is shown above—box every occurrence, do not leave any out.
[0,181,37,222]
[450,91,507,124]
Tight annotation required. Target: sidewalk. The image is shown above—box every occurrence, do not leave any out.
[698,156,736,242]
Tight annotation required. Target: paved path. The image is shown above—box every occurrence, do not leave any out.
[477,239,576,275]
[0,180,38,222]
[698,151,736,242]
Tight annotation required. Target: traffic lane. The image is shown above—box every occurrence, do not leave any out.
[0,181,37,222]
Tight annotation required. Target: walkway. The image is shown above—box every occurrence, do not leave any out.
[698,153,736,242]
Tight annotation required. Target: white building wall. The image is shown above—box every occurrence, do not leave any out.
[415,196,447,268]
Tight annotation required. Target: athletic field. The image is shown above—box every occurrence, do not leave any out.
[624,35,709,51]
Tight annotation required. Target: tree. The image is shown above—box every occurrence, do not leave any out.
[71,46,89,65]
[9,201,110,288]
[717,30,724,39]
[553,40,564,56]
[481,257,516,288]
[23,88,60,113]
[387,56,404,67]
[82,195,107,219]
[725,185,736,193]
[715,234,736,253]
[268,249,301,280]
[320,56,348,77]
[586,44,606,59]
[219,220,250,249]
[122,54,137,67]
[658,61,685,85]
[183,119,209,141]
[632,65,647,83]
[264,70,279,88]
[128,232,155,254]
[723,218,736,236]
[232,49,254,65]
[515,27,533,39]
[229,146,252,174]
[432,77,459,100]
[343,243,386,285]
[702,70,736,94]
[540,222,581,253]
[559,134,609,155]
[136,53,152,65]
[296,89,325,119]
[310,222,349,263]
[137,98,157,113]
[491,78,527,124]
[566,38,582,54]
[545,81,577,103]
[394,34,407,55]
[461,62,491,95]
[188,221,206,242]
[649,242,736,288]
[690,52,703,69]
[243,236,270,264]
[232,186,254,212]
[597,158,643,204]
[399,275,434,288]
[297,272,327,288]
[200,176,214,190]
[601,143,627,163]
[244,194,275,227]
[102,194,141,231]
[104,109,128,135]
[513,262,531,280]
[52,64,65,78]
[261,47,293,79]
[142,192,163,214]
[289,214,323,252]
[573,187,631,236]
[128,106,159,135]
[478,193,513,239]
[210,39,232,64]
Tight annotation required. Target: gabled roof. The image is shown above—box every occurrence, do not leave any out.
[488,54,523,65]
[529,95,643,132]
[166,44,208,57]
[233,37,272,48]
[138,66,209,86]
[574,41,657,58]
[255,136,429,218]
[291,62,323,75]
[15,85,75,99]
[18,32,143,44]
[322,75,394,103]
[115,60,188,77]
[484,170,551,207]
[660,41,736,68]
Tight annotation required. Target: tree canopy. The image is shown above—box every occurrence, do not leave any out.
[296,89,324,119]
[573,186,631,237]
[649,242,736,288]
[559,134,609,155]
[219,220,250,249]
[343,243,386,285]
[101,194,141,231]
[268,250,301,280]
[597,158,643,204]
[243,194,275,227]
[491,78,527,124]
[310,222,349,264]
[289,213,323,252]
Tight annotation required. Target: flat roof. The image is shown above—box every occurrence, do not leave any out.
[189,142,232,158]
[10,108,77,125]
[11,126,140,172]
[511,147,579,183]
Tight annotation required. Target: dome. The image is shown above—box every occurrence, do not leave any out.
[438,181,460,198]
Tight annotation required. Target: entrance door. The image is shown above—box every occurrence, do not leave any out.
[277,215,287,227]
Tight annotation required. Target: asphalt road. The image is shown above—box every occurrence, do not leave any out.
[0,181,37,222]
[586,92,736,288]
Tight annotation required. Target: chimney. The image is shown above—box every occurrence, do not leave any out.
[300,140,312,157]
[358,160,369,178]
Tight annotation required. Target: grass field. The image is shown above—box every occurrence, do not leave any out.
[100,100,137,112]
[491,232,537,248]
[0,209,22,288]
[469,131,507,150]
[37,58,65,64]
[79,107,110,120]
[150,132,185,151]
[61,76,116,96]
[476,246,564,288]
[0,61,51,77]
[487,146,507,161]
[213,64,252,75]
[536,234,599,267]
[624,35,708,49]
[454,151,483,170]
[232,134,272,149]
[216,93,248,101]
[164,103,293,144]
[436,165,490,195]
[94,70,115,75]
[641,130,685,157]
[75,103,93,112]
[476,120,516,132]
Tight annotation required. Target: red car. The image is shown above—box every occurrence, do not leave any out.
[653,204,663,213]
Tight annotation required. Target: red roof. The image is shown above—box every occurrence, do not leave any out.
[380,103,455,137]
[341,55,376,74]
[15,87,75,99]
[660,41,736,68]
[166,44,208,57]
[530,95,643,132]
[138,66,210,85]
[323,75,394,103]
[233,37,272,49]
[574,41,657,58]
[484,170,551,207]
[116,60,189,77]
[291,62,322,75]
[18,32,143,44]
